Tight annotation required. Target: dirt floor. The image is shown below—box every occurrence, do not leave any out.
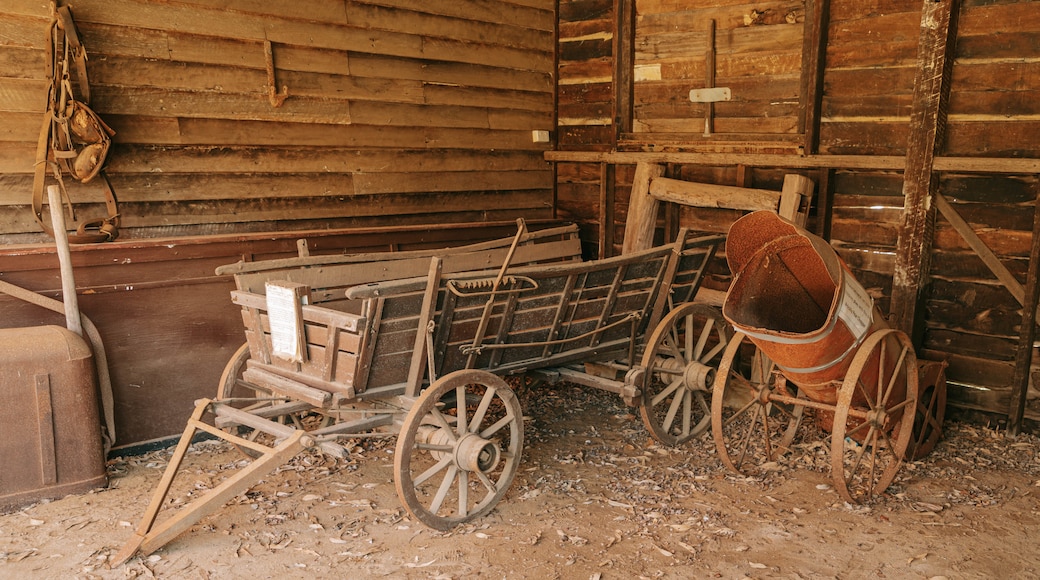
[2,383,1039,579]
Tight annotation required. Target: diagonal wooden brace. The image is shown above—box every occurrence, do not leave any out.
[110,399,312,566]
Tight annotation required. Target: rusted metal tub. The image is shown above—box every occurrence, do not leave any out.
[722,210,887,404]
[711,211,936,503]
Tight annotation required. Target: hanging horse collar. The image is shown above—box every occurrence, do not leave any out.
[32,2,120,243]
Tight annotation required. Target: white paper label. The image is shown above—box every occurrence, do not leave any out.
[266,282,305,361]
[837,272,873,341]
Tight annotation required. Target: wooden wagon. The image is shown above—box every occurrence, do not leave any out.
[114,220,730,563]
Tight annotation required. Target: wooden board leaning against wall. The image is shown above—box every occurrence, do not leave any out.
[0,0,557,243]
[552,0,1040,425]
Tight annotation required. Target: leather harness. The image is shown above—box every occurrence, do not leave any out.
[32,4,120,243]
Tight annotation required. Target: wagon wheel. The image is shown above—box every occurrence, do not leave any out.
[639,303,730,446]
[217,342,264,401]
[216,342,309,456]
[830,329,918,503]
[712,333,805,473]
[395,369,524,530]
[906,364,946,460]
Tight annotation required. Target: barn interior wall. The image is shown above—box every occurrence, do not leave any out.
[0,0,1036,443]
[0,0,557,446]
[554,0,1040,422]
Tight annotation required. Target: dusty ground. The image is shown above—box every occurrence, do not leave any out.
[2,384,1039,579]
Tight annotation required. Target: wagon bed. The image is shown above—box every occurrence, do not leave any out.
[237,228,721,404]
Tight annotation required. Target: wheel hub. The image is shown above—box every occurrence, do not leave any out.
[415,426,500,473]
[866,408,888,429]
[683,360,715,391]
[656,356,714,391]
[757,384,772,404]
[455,433,501,473]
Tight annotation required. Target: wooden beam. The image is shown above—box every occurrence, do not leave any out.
[543,151,1040,175]
[798,0,830,155]
[620,162,664,254]
[890,0,960,341]
[935,193,1028,309]
[1008,191,1040,435]
[649,177,781,214]
[778,174,814,227]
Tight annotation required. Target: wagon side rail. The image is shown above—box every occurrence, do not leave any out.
[219,222,583,302]
[344,237,718,384]
[642,231,726,339]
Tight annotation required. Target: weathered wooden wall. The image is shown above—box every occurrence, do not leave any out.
[554,0,1040,422]
[0,0,556,242]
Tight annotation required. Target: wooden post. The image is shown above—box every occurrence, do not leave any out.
[621,162,665,254]
[664,164,680,243]
[47,185,82,337]
[813,169,833,240]
[704,19,716,136]
[599,163,616,259]
[778,174,814,227]
[889,0,959,341]
[1008,191,1040,435]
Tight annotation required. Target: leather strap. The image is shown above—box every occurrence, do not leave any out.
[32,2,119,244]
[55,5,90,105]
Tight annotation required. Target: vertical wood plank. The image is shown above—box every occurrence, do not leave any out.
[613,0,635,141]
[735,164,752,188]
[1008,191,1040,435]
[35,374,57,485]
[799,0,829,154]
[621,162,665,254]
[354,297,384,393]
[778,174,814,227]
[405,257,442,397]
[813,168,833,240]
[890,0,959,341]
[664,163,680,242]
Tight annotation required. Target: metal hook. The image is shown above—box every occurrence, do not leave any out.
[264,40,288,108]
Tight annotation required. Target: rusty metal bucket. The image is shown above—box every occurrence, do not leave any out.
[722,211,891,406]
